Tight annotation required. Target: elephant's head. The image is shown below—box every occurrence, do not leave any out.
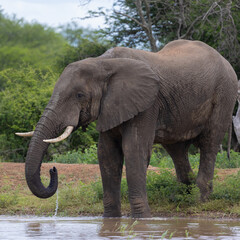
[16,57,160,198]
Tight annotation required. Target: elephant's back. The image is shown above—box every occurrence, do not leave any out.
[155,40,237,87]
[157,40,221,66]
[158,39,216,56]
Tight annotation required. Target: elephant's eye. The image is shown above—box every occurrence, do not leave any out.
[77,93,84,98]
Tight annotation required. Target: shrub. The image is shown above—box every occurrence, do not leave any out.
[53,142,240,172]
[150,150,174,168]
[52,145,98,164]
[57,170,200,207]
[215,151,240,168]
[211,170,240,202]
[0,66,57,162]
[150,149,240,169]
[147,171,200,206]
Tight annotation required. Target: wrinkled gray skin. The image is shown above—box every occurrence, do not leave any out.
[24,40,238,218]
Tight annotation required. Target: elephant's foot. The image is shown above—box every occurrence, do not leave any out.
[178,170,196,186]
[103,211,121,218]
[130,198,151,218]
[196,178,213,201]
[103,204,121,218]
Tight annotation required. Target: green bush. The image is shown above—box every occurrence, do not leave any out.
[150,144,200,169]
[52,145,98,164]
[52,142,240,171]
[150,149,174,168]
[57,23,113,72]
[121,178,129,202]
[150,148,240,169]
[57,168,240,208]
[211,170,240,202]
[147,171,200,205]
[0,11,112,162]
[0,66,57,161]
[58,170,200,206]
[215,151,240,168]
[74,170,200,206]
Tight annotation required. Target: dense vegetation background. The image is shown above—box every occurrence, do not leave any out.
[0,9,111,161]
[0,0,240,162]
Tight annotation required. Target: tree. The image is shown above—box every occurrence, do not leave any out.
[57,22,113,72]
[85,0,240,76]
[0,10,112,161]
[0,9,66,73]
[0,66,57,161]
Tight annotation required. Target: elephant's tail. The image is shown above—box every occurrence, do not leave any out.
[227,122,232,160]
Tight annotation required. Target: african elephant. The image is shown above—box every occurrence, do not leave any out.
[16,40,238,218]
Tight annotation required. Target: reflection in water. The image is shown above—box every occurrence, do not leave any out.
[26,222,41,236]
[99,218,240,239]
[26,221,57,238]
[0,216,240,239]
[99,218,153,239]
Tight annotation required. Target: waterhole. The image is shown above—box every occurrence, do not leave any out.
[1,216,240,239]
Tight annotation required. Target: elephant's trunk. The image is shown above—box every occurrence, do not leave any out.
[25,114,58,198]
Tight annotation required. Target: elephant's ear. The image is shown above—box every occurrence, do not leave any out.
[96,58,160,132]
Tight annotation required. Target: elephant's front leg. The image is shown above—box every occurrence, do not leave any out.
[122,120,156,218]
[98,131,123,217]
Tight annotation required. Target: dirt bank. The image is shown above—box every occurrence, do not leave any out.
[0,162,239,190]
[1,163,240,218]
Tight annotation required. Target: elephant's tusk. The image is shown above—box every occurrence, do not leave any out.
[43,126,74,143]
[15,131,34,137]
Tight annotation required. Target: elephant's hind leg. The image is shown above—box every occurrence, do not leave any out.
[162,142,193,185]
[196,144,218,201]
[98,131,123,217]
[196,123,224,201]
[197,89,236,201]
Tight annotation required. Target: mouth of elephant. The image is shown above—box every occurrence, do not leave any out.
[75,110,90,131]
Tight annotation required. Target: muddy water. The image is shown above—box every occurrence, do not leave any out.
[1,216,240,239]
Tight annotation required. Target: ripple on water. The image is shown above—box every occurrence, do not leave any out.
[0,216,240,239]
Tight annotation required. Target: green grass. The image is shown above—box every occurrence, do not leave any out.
[52,145,240,169]
[211,171,240,201]
[1,145,240,217]
[1,168,240,218]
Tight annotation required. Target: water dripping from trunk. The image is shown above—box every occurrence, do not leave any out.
[54,189,59,216]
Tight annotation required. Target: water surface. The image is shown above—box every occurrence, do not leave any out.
[1,215,240,239]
